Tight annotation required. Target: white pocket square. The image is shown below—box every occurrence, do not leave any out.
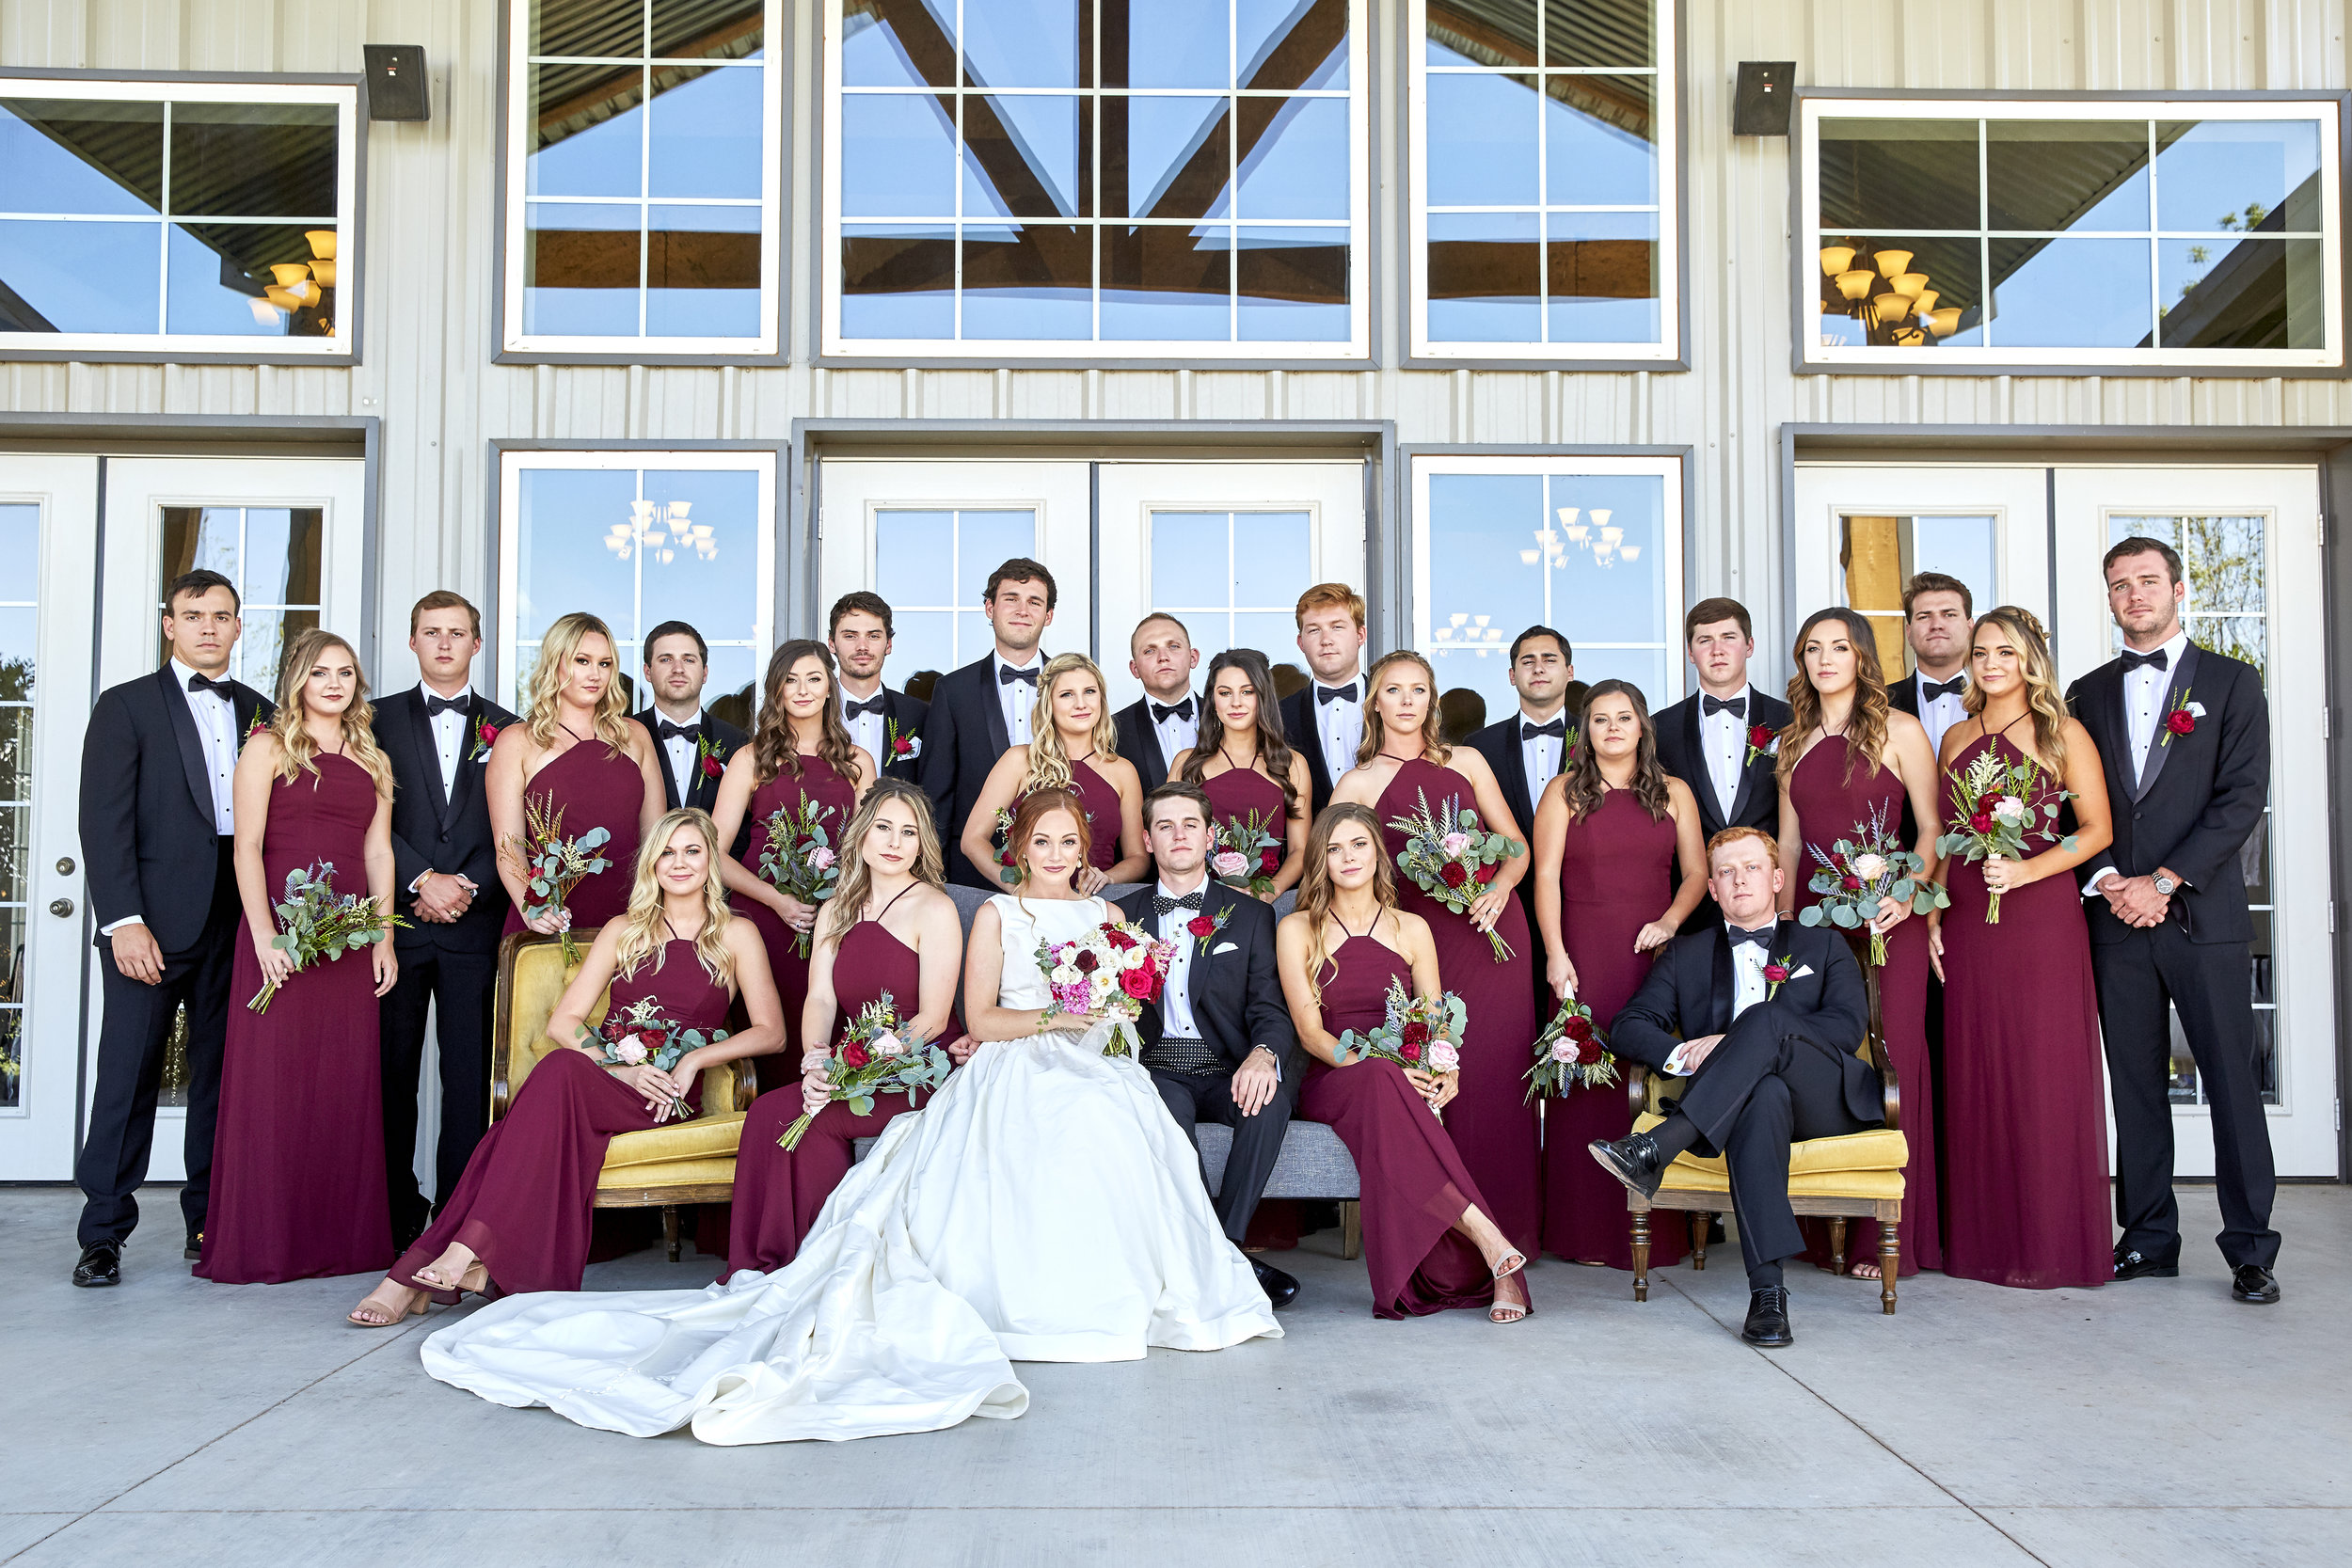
[1212,942,1238,955]
[1789,964,1814,980]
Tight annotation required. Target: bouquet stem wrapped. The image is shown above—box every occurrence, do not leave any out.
[1795,802,1948,965]
[1523,994,1616,1101]
[1333,975,1469,1117]
[511,793,612,965]
[1387,788,1523,961]
[1937,751,2076,925]
[779,990,950,1149]
[755,796,843,958]
[247,861,404,1012]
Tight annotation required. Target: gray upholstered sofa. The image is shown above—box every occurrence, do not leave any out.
[852,881,1363,1259]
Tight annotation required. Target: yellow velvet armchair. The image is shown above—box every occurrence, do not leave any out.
[490,929,759,1261]
[1622,928,1911,1313]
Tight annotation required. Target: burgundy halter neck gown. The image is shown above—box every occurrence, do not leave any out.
[503,735,649,937]
[736,752,859,1093]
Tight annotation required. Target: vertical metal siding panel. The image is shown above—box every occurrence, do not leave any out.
[1007,372,1086,420]
[85,0,177,69]
[1098,372,1176,420]
[1,0,88,65]
[178,0,278,73]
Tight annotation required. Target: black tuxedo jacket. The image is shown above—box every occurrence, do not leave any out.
[856,687,930,783]
[1113,692,1197,796]
[1116,882,1296,1073]
[633,709,749,816]
[1279,684,1353,819]
[1653,689,1792,842]
[1608,917,1881,1127]
[2065,641,2268,946]
[1466,712,1553,931]
[919,655,1022,886]
[373,688,519,955]
[80,665,274,954]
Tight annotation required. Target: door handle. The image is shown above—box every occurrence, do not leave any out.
[56,856,75,875]
[49,897,75,918]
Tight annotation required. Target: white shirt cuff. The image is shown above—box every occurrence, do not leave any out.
[2083,867,2117,899]
[408,870,433,895]
[1252,1045,1281,1082]
[1662,1041,1697,1077]
[99,915,144,937]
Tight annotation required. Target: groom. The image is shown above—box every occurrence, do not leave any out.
[2067,535,2279,1304]
[1118,781,1301,1308]
[1587,827,1878,1347]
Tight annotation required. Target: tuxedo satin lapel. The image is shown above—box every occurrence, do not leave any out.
[1677,700,1719,833]
[2134,642,2200,801]
[158,668,218,823]
[1504,735,1535,832]
[1186,891,1220,1021]
[981,669,1012,756]
[1707,928,1734,1036]
[407,695,453,825]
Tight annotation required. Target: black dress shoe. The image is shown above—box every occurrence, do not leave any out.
[183,1228,203,1261]
[1588,1132,1667,1200]
[1740,1286,1793,1347]
[2112,1249,2180,1282]
[1250,1256,1300,1309]
[2231,1265,2280,1305]
[73,1243,122,1288]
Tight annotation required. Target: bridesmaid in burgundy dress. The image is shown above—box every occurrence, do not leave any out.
[1330,650,1542,1258]
[1530,680,1708,1269]
[730,780,965,1272]
[960,652,1146,895]
[1278,804,1529,1322]
[1171,647,1311,900]
[347,810,783,1323]
[711,640,876,1093]
[198,631,399,1285]
[1777,608,1946,1279]
[487,611,664,941]
[1929,607,2116,1289]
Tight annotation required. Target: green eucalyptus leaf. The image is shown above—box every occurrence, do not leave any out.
[1797,906,1823,926]
[1889,878,1915,902]
[1829,904,1860,928]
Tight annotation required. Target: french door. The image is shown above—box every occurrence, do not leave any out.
[1792,461,2335,1179]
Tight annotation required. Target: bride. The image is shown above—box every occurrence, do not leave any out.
[419,786,1279,1444]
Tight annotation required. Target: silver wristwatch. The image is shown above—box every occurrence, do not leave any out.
[2152,874,2179,895]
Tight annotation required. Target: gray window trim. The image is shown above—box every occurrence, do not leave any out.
[1789,87,2352,379]
[1400,0,1690,372]
[0,68,369,367]
[491,0,792,368]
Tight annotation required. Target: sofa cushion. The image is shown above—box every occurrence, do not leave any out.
[602,1111,747,1171]
[1632,1112,1908,1196]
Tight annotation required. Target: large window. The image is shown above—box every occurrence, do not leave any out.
[1801,96,2344,372]
[1409,0,1677,362]
[0,79,358,359]
[1412,454,1684,736]
[824,0,1367,358]
[157,505,324,691]
[502,1,784,357]
[496,451,775,727]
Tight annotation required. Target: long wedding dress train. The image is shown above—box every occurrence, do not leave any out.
[420,895,1280,1444]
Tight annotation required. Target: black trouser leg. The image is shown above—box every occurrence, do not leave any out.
[430,944,501,1213]
[2090,932,2182,1261]
[379,947,438,1237]
[2151,926,2280,1269]
[175,840,241,1238]
[1200,1067,1297,1246]
[1726,1077,1799,1284]
[76,954,197,1248]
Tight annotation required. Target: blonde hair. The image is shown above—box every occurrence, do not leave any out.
[1019,653,1120,796]
[1295,802,1397,1010]
[1295,581,1366,629]
[1354,649,1452,769]
[821,780,946,943]
[525,611,635,754]
[268,628,393,793]
[1962,606,2070,773]
[610,808,736,990]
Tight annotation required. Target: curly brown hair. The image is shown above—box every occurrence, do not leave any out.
[1294,802,1397,1011]
[751,640,862,787]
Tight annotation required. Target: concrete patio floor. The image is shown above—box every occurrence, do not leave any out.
[4,1182,2345,1567]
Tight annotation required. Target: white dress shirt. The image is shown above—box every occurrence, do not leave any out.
[1663,922,1775,1075]
[651,706,705,802]
[2121,627,2190,783]
[103,660,239,935]
[1313,677,1364,782]
[1153,884,1205,1040]
[1148,693,1200,773]
[1698,685,1753,820]
[1909,670,1970,758]
[1517,708,1568,801]
[840,686,886,761]
[995,653,1043,746]
[421,683,472,797]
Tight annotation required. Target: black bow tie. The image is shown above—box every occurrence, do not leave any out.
[1703,694,1746,718]
[2121,647,2169,673]
[1317,682,1358,705]
[1152,699,1195,725]
[1521,719,1565,741]
[424,692,470,719]
[1727,923,1776,951]
[843,695,884,720]
[1921,677,1966,703]
[657,719,699,743]
[1152,888,1205,919]
[999,663,1039,687]
[186,673,232,700]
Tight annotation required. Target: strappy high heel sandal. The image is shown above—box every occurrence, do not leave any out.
[1489,1252,1531,1324]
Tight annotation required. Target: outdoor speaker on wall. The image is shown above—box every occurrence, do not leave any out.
[1732,62,1796,136]
[364,44,431,121]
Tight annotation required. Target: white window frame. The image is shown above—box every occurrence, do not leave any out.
[1406,0,1679,364]
[0,75,360,361]
[494,448,777,712]
[1409,451,1687,703]
[499,0,787,359]
[1798,94,2346,373]
[819,0,1371,361]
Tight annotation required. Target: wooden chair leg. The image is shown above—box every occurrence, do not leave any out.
[1340,1199,1362,1261]
[1630,1207,1652,1301]
[1689,1212,1709,1271]
[1880,1224,1899,1315]
[662,1204,682,1263]
[1828,1216,1849,1278]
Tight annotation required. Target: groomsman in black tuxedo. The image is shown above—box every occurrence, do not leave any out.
[1887,571,1975,758]
[1468,625,1575,1003]
[917,558,1056,887]
[632,620,748,816]
[2067,536,2280,1304]
[1117,781,1300,1308]
[373,592,519,1249]
[1653,597,1791,930]
[72,570,273,1286]
[1589,827,1878,1347]
[1278,582,1368,819]
[1113,613,1201,795]
[830,591,929,783]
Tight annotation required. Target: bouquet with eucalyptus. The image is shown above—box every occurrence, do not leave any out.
[587,993,729,1123]
[777,990,951,1150]
[1937,750,2076,925]
[1797,802,1948,965]
[756,796,844,958]
[1038,918,1173,1058]
[247,861,403,1013]
[1523,994,1616,1101]
[513,793,612,965]
[1333,974,1468,1117]
[1387,787,1523,961]
[1208,809,1284,899]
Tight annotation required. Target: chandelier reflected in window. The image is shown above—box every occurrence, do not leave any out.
[1520,507,1644,570]
[1431,611,1507,657]
[1820,244,1963,346]
[604,499,719,564]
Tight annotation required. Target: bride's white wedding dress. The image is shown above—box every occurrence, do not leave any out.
[420,894,1279,1444]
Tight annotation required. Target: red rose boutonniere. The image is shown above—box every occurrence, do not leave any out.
[470,716,499,763]
[1764,956,1792,999]
[2160,689,2202,747]
[885,719,921,762]
[695,733,727,779]
[241,715,266,750]
[1744,722,1778,768]
[1188,904,1232,955]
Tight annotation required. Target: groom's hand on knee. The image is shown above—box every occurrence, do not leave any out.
[1232,1048,1280,1117]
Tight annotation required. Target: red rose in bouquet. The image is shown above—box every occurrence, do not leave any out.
[1260,847,1281,873]
[1073,949,1099,973]
[1402,1020,1432,1047]
[1119,964,1159,1001]
[1841,874,1863,891]
[1104,926,1136,951]
[1398,1039,1423,1063]
[839,1041,871,1069]
[1575,1035,1602,1066]
[1440,862,1470,889]
[1563,1014,1593,1042]
[1968,811,1993,834]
